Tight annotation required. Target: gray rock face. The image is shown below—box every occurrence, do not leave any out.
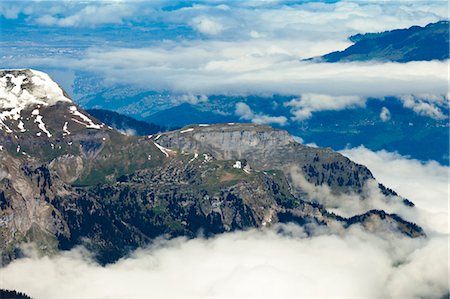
[156,124,375,195]
[158,124,294,159]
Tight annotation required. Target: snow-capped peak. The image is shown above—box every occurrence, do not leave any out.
[0,69,103,136]
[0,69,72,110]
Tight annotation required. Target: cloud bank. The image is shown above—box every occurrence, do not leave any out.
[1,224,448,299]
[0,148,448,299]
[341,146,449,234]
[21,47,448,99]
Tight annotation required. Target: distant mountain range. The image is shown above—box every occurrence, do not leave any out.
[144,103,232,128]
[74,21,450,165]
[86,108,169,136]
[0,70,422,265]
[318,21,449,62]
[84,96,450,165]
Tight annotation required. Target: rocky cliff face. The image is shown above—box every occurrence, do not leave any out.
[0,70,424,265]
[156,124,377,196]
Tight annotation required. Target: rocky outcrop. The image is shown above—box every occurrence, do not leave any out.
[156,124,377,196]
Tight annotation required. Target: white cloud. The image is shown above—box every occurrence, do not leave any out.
[340,146,449,233]
[0,5,21,19]
[179,94,208,105]
[19,45,447,99]
[35,4,137,27]
[0,224,447,299]
[380,106,391,121]
[285,93,364,121]
[191,16,224,35]
[399,94,448,119]
[118,128,137,136]
[235,102,287,125]
[2,0,448,36]
[288,166,406,218]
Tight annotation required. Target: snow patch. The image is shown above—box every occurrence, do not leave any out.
[32,108,52,137]
[153,141,172,158]
[180,128,194,133]
[0,107,23,133]
[189,153,199,163]
[17,120,25,132]
[63,122,70,135]
[69,106,101,129]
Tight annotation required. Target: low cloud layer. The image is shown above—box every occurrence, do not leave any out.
[1,224,448,299]
[341,146,449,234]
[19,46,448,99]
[0,147,448,299]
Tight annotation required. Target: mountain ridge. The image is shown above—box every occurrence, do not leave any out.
[317,21,449,62]
[0,69,424,265]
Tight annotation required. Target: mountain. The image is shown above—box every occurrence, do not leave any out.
[0,289,33,299]
[122,95,450,164]
[0,70,423,265]
[318,21,449,62]
[76,83,449,165]
[86,108,168,136]
[144,103,233,128]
